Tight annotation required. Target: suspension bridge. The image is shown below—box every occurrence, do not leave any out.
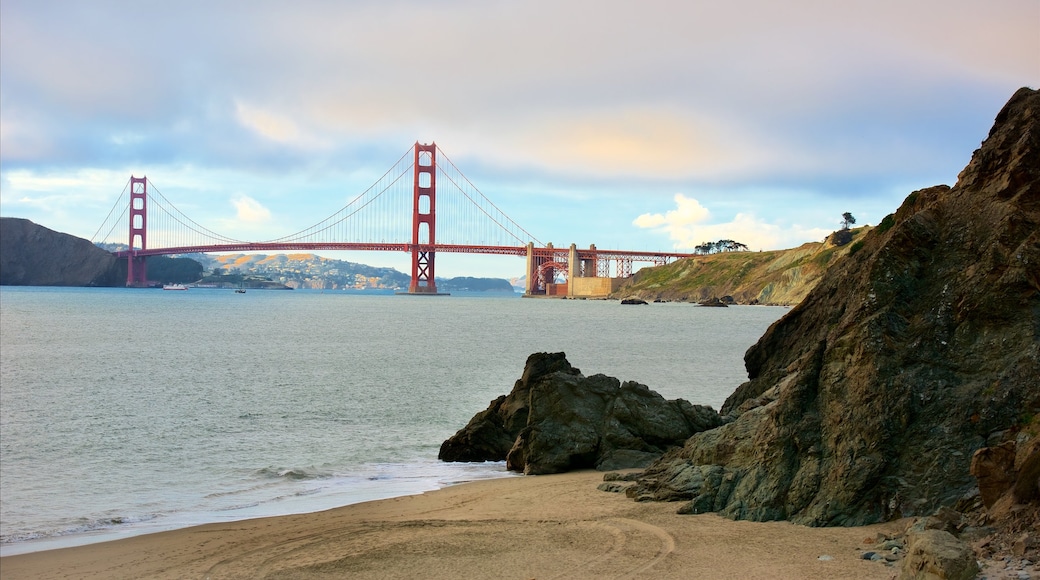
[92,142,695,297]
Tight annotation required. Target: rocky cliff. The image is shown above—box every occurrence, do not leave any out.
[612,228,869,305]
[623,87,1040,526]
[0,218,124,286]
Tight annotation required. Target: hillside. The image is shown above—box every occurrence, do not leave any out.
[0,218,124,286]
[195,253,513,292]
[611,227,871,305]
[194,252,410,290]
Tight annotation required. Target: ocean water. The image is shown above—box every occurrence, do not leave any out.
[0,286,786,555]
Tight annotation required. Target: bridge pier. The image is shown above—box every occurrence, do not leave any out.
[525,242,565,296]
[524,242,626,298]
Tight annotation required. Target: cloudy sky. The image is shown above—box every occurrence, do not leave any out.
[2,0,1037,278]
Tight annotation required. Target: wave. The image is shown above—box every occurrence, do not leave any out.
[0,513,159,545]
[253,466,333,481]
[2,461,515,554]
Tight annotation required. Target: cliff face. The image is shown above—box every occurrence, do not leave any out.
[613,230,868,305]
[0,218,124,286]
[628,87,1040,526]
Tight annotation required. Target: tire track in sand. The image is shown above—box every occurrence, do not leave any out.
[546,517,675,580]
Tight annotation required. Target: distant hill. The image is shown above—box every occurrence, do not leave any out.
[194,252,411,290]
[194,253,513,292]
[0,218,124,286]
[1,224,517,290]
[611,227,871,305]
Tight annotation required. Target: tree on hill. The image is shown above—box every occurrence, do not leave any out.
[695,239,749,255]
[829,214,857,246]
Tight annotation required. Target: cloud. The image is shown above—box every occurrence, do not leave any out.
[0,0,1036,277]
[234,101,302,143]
[634,194,710,229]
[232,195,271,223]
[233,100,333,152]
[634,194,832,252]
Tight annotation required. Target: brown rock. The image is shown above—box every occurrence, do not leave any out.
[1012,532,1036,557]
[1012,437,1040,504]
[900,529,979,580]
[971,442,1018,508]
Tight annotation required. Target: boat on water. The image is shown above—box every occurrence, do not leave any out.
[162,284,188,291]
[235,289,246,294]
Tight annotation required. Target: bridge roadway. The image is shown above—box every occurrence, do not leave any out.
[114,243,697,297]
[113,243,694,261]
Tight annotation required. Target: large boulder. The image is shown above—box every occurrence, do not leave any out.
[900,529,979,580]
[626,87,1040,525]
[439,352,723,475]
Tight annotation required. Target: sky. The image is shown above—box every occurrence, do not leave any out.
[1,0,1038,279]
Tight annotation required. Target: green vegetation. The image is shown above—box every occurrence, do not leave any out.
[145,256,204,284]
[877,213,896,234]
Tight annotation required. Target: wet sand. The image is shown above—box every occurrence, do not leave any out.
[0,471,903,579]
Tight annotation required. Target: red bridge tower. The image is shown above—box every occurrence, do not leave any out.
[406,142,443,294]
[127,176,148,287]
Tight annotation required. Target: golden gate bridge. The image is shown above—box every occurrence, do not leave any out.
[91,142,695,297]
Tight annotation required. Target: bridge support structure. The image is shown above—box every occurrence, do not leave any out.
[525,242,561,296]
[524,242,630,298]
[127,176,148,287]
[402,142,448,295]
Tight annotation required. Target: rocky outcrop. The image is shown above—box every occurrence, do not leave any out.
[697,297,728,307]
[439,352,724,474]
[0,218,124,286]
[623,87,1040,526]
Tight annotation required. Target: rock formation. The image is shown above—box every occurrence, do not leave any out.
[622,87,1040,526]
[0,218,124,286]
[439,352,723,474]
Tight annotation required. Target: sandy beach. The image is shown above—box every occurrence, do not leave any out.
[0,470,905,579]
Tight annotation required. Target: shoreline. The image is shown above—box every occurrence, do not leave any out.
[1,470,904,579]
[0,460,518,558]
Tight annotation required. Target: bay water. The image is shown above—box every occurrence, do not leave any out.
[0,286,786,555]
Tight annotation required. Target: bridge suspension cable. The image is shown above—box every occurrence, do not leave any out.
[90,177,132,246]
[147,181,247,247]
[260,146,414,245]
[93,143,548,253]
[435,146,544,247]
